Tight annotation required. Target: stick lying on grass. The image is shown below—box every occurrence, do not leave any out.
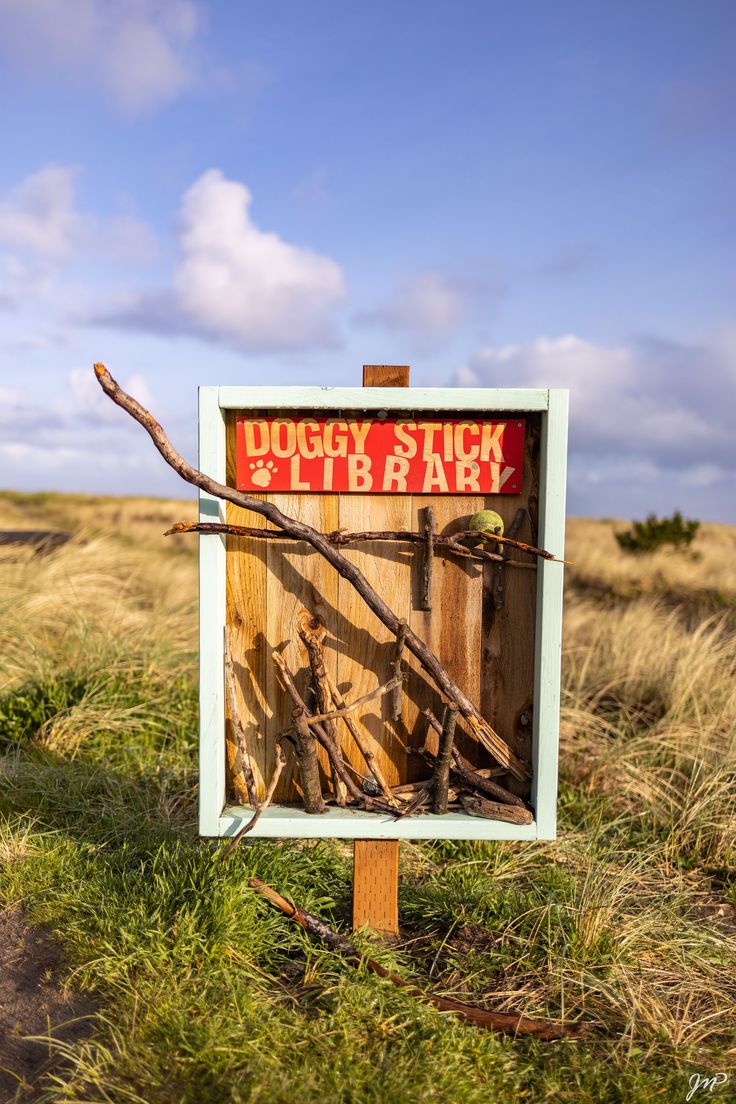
[248,876,585,1040]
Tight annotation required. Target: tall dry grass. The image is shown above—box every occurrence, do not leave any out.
[0,493,198,756]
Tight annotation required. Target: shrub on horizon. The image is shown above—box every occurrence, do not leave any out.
[615,510,700,554]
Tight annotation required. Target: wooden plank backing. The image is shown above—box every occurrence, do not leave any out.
[336,491,412,788]
[362,365,410,388]
[265,491,339,803]
[225,411,269,802]
[480,414,540,797]
[408,494,486,771]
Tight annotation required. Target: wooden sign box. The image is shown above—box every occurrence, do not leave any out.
[199,386,568,841]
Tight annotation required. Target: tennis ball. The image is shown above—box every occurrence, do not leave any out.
[468,509,505,546]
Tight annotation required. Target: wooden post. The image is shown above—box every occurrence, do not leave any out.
[352,364,409,935]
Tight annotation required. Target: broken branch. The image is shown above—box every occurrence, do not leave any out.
[492,508,526,611]
[432,703,458,815]
[390,620,407,722]
[306,675,402,724]
[323,673,396,805]
[422,709,527,809]
[272,652,392,812]
[291,707,326,814]
[221,741,287,857]
[297,612,347,806]
[166,520,544,568]
[224,627,259,811]
[420,506,436,611]
[460,793,533,825]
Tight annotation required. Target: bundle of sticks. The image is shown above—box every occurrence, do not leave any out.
[91,364,540,846]
[225,609,532,852]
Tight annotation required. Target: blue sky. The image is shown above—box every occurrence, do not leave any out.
[0,0,734,519]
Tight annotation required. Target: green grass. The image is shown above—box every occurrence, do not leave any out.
[1,502,735,1102]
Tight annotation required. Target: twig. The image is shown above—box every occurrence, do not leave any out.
[451,748,528,808]
[291,707,326,814]
[491,508,526,611]
[324,673,396,805]
[421,709,527,808]
[224,627,259,810]
[432,703,458,814]
[390,620,407,722]
[248,877,585,1040]
[221,742,287,857]
[394,788,432,818]
[460,793,533,825]
[456,528,565,562]
[392,780,433,796]
[297,612,347,806]
[166,520,544,568]
[94,362,528,780]
[307,675,402,724]
[420,506,436,611]
[272,652,392,813]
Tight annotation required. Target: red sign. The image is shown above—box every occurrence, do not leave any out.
[236,416,524,495]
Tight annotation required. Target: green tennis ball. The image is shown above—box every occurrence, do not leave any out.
[468,510,505,546]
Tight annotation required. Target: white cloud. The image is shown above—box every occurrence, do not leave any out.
[681,463,732,488]
[456,328,736,518]
[0,166,156,264]
[458,331,736,483]
[0,166,156,315]
[97,169,346,351]
[358,268,505,349]
[0,254,57,310]
[0,0,201,114]
[0,368,186,496]
[358,273,466,348]
[0,166,78,258]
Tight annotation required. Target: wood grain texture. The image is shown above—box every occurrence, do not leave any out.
[352,839,399,935]
[362,364,410,388]
[336,492,413,788]
[409,494,486,772]
[225,411,269,802]
[265,490,339,802]
[335,365,413,790]
[480,414,541,797]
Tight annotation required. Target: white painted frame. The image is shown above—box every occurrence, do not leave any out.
[199,387,568,841]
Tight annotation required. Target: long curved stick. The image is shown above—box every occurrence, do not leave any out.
[249,877,585,1040]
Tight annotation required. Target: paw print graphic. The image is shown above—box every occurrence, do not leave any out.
[250,460,278,488]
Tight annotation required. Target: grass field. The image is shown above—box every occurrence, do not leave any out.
[1,490,734,1103]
